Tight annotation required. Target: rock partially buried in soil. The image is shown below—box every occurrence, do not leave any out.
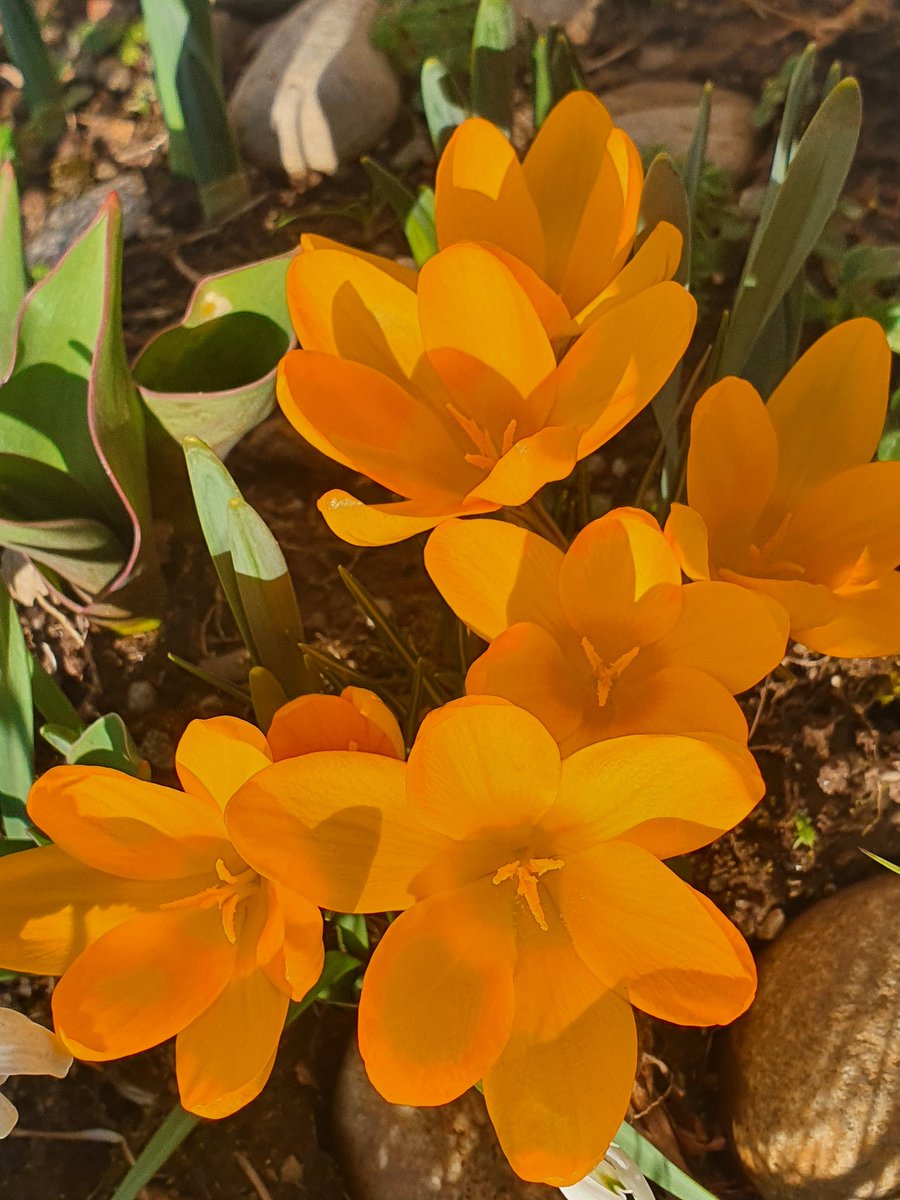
[227,0,400,180]
[333,1041,559,1199]
[25,173,154,269]
[215,0,298,19]
[600,81,757,181]
[725,874,900,1200]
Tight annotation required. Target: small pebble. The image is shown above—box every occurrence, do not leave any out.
[140,729,174,773]
[126,680,157,715]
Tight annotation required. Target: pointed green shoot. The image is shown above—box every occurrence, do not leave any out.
[0,161,26,378]
[0,584,33,839]
[421,56,469,154]
[470,0,517,136]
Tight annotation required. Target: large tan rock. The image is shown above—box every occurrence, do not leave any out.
[726,874,900,1200]
[228,0,400,180]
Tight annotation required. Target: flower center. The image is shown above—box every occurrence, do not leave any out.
[163,858,261,944]
[580,637,640,706]
[492,856,564,931]
[747,511,805,579]
[446,402,518,471]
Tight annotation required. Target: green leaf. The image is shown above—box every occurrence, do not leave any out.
[134,251,295,502]
[741,266,805,397]
[613,1123,721,1200]
[0,161,26,378]
[109,1103,199,1200]
[333,912,369,959]
[0,584,33,838]
[0,194,161,619]
[718,78,862,378]
[682,82,712,219]
[41,713,147,778]
[770,42,817,184]
[420,56,468,153]
[531,26,583,130]
[861,848,900,875]
[313,948,362,1002]
[470,0,516,136]
[29,653,82,733]
[840,244,900,287]
[248,665,288,733]
[362,157,437,265]
[0,0,64,134]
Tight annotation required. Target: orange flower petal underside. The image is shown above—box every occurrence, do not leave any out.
[269,882,325,1001]
[435,117,545,273]
[483,908,637,1187]
[0,845,183,976]
[665,503,711,580]
[718,570,836,633]
[52,905,236,1061]
[766,318,891,513]
[466,623,585,745]
[27,767,229,881]
[175,717,273,812]
[424,518,567,642]
[266,691,403,760]
[407,700,561,839]
[317,490,497,548]
[606,126,644,276]
[298,233,419,290]
[340,687,406,758]
[552,841,756,1026]
[793,570,900,658]
[545,734,763,858]
[226,753,448,914]
[573,221,683,330]
[357,878,516,1106]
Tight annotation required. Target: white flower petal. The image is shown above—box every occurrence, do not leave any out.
[0,1091,19,1138]
[0,1008,72,1079]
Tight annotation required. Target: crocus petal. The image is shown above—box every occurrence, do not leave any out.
[522,91,617,305]
[0,1009,72,1078]
[606,127,644,276]
[483,909,637,1187]
[0,845,184,975]
[0,1093,19,1138]
[597,664,749,744]
[176,717,272,812]
[286,248,429,390]
[766,318,891,513]
[340,687,406,758]
[266,691,403,760]
[425,518,568,641]
[476,244,575,344]
[544,733,763,858]
[419,243,556,405]
[357,878,516,1106]
[267,883,325,1001]
[573,221,683,330]
[558,509,682,656]
[299,233,418,290]
[52,906,236,1061]
[664,503,711,580]
[279,352,478,500]
[773,461,900,588]
[28,767,230,881]
[408,699,561,839]
[227,753,448,914]
[794,570,900,658]
[317,490,497,547]
[647,581,788,693]
[435,116,545,273]
[466,623,585,745]
[687,377,778,562]
[176,928,290,1120]
[549,282,696,456]
[719,570,836,632]
[468,424,581,507]
[552,841,756,1026]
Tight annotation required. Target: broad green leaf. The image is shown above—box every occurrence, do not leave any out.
[470,0,516,136]
[718,78,861,378]
[0,194,160,619]
[135,251,295,494]
[420,56,468,153]
[0,584,33,838]
[41,713,147,778]
[29,652,83,734]
[840,244,900,287]
[0,161,26,377]
[613,1123,720,1200]
[333,912,369,958]
[741,266,805,397]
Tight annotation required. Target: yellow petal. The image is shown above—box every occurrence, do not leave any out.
[468,424,581,507]
[226,753,449,913]
[176,717,272,812]
[266,690,403,760]
[766,318,891,514]
[476,244,575,343]
[424,518,567,641]
[573,221,683,330]
[483,906,637,1187]
[435,117,545,273]
[408,699,561,839]
[719,569,836,632]
[299,233,418,290]
[606,126,644,276]
[551,842,756,1025]
[28,767,229,881]
[794,570,900,658]
[665,503,711,580]
[544,733,763,858]
[53,905,236,1060]
[596,663,749,744]
[318,489,497,547]
[357,878,516,1105]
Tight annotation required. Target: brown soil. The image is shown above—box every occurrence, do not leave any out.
[1,1,898,1197]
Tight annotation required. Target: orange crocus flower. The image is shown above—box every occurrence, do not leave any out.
[425,509,788,754]
[279,241,695,546]
[226,699,762,1186]
[666,319,900,656]
[434,90,683,329]
[0,689,402,1119]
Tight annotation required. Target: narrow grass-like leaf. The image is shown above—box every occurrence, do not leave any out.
[0,584,33,838]
[718,78,861,378]
[167,652,251,704]
[861,848,900,875]
[771,42,816,184]
[361,157,437,266]
[683,82,712,219]
[109,1103,199,1200]
[0,161,26,377]
[248,665,289,732]
[470,0,516,136]
[613,1122,721,1200]
[420,56,468,153]
[0,0,64,136]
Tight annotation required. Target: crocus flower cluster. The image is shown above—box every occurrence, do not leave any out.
[1,90,898,1190]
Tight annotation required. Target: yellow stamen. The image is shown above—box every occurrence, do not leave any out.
[163,858,260,944]
[446,404,519,472]
[580,638,640,706]
[492,856,564,931]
